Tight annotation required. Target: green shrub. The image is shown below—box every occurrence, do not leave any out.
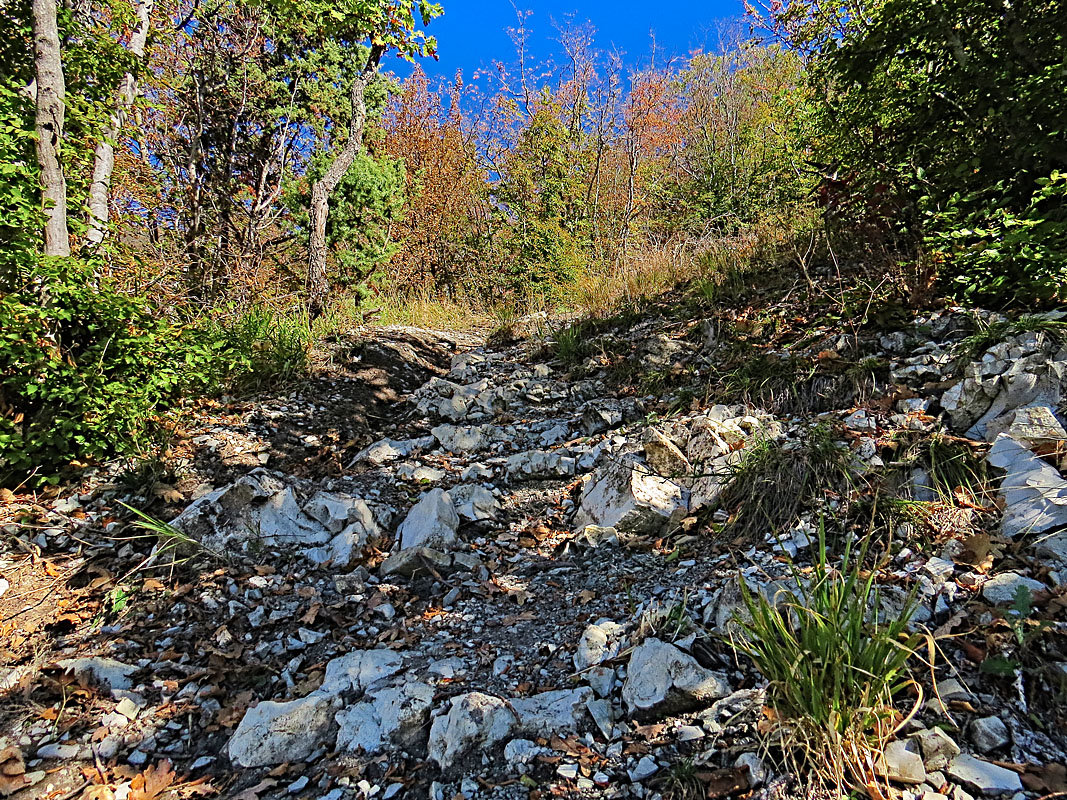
[0,260,311,485]
[733,528,920,792]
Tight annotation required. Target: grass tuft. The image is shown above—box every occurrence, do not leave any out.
[733,526,922,795]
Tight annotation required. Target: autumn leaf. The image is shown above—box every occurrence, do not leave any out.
[129,760,175,800]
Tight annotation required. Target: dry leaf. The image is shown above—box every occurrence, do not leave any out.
[0,746,28,798]
[130,760,175,800]
[231,779,276,800]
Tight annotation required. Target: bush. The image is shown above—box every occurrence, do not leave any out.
[0,259,311,485]
[733,528,920,793]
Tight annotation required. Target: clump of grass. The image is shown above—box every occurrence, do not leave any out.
[202,304,312,392]
[118,503,227,570]
[718,425,853,542]
[655,758,705,800]
[552,320,597,367]
[955,312,1067,360]
[733,527,922,795]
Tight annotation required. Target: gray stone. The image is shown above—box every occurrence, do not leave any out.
[946,755,1023,795]
[319,649,404,695]
[379,546,453,578]
[621,638,729,717]
[574,620,625,671]
[303,492,377,535]
[987,434,1067,539]
[511,688,592,737]
[969,717,1010,753]
[36,744,81,760]
[228,694,336,767]
[397,489,459,550]
[981,572,1044,605]
[882,739,927,785]
[449,484,501,521]
[334,682,434,753]
[586,697,613,738]
[585,666,615,698]
[58,657,137,695]
[913,727,960,771]
[503,738,544,765]
[734,752,767,787]
[574,458,688,535]
[431,424,487,453]
[427,692,519,770]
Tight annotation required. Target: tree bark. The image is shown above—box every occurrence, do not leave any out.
[306,44,383,315]
[32,0,70,257]
[86,0,153,247]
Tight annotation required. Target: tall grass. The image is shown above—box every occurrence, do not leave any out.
[734,526,922,795]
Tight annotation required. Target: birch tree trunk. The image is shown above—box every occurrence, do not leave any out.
[86,0,154,247]
[306,44,383,315]
[32,0,70,257]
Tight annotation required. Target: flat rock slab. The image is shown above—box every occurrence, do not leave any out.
[946,754,1023,795]
[228,694,336,768]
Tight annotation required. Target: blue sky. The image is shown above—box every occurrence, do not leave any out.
[391,0,749,80]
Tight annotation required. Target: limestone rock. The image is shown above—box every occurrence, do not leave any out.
[981,572,1044,605]
[334,682,434,753]
[449,484,500,521]
[427,692,519,770]
[511,688,592,737]
[319,649,404,695]
[58,657,137,695]
[643,429,691,477]
[573,458,688,534]
[946,754,1022,795]
[397,489,459,550]
[228,694,336,768]
[573,620,625,671]
[984,406,1067,447]
[621,638,729,717]
[987,434,1067,539]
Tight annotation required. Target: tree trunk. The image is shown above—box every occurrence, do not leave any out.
[306,44,383,315]
[32,0,70,257]
[86,0,153,247]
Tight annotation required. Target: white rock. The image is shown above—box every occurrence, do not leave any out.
[351,437,435,466]
[987,434,1067,539]
[574,458,688,534]
[969,717,1010,753]
[511,688,592,737]
[334,682,434,753]
[396,489,459,550]
[319,649,404,695]
[643,429,691,476]
[449,484,501,521]
[985,406,1067,447]
[228,694,336,767]
[503,738,543,765]
[506,450,576,480]
[427,692,519,770]
[621,638,729,716]
[574,620,625,671]
[981,572,1044,605]
[946,754,1022,795]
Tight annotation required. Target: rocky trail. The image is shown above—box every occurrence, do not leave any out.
[2,296,1067,800]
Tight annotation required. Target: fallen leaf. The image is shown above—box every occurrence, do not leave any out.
[0,746,28,797]
[698,765,751,798]
[130,760,175,800]
[231,779,276,800]
[1020,762,1067,794]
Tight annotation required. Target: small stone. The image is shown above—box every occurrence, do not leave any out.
[981,573,1044,606]
[396,488,459,550]
[882,739,927,785]
[556,764,579,780]
[946,754,1022,795]
[913,727,960,771]
[734,752,767,787]
[969,717,1010,753]
[36,743,80,760]
[115,697,140,720]
[628,756,658,782]
[287,776,310,794]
